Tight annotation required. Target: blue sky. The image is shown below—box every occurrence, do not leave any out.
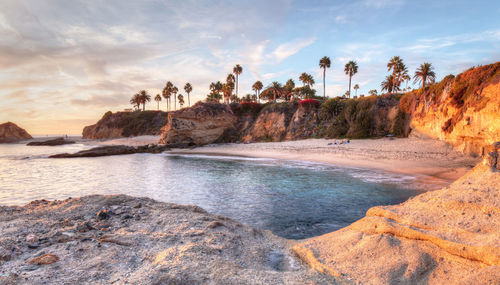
[0,0,499,134]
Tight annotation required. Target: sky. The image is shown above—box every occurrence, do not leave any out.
[0,0,499,134]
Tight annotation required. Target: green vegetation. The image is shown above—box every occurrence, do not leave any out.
[413,62,436,89]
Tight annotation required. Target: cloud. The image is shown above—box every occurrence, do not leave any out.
[362,0,404,8]
[272,38,316,62]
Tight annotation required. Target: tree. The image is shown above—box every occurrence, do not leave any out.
[283,79,295,101]
[344,60,358,98]
[154,94,162,110]
[368,89,378,96]
[262,82,283,102]
[184,83,192,107]
[252,80,263,103]
[233,64,243,97]
[138,90,151,111]
[171,86,178,110]
[129,94,142,110]
[319,56,331,99]
[178,94,185,108]
[387,56,406,92]
[381,75,395,93]
[209,81,223,103]
[162,81,173,111]
[299,73,315,87]
[222,82,234,104]
[413,62,436,89]
[353,84,359,97]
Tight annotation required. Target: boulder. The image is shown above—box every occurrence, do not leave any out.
[159,102,237,146]
[0,122,32,143]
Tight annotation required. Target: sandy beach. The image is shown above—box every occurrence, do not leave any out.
[168,137,480,190]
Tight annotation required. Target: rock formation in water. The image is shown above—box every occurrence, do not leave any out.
[159,102,237,146]
[82,111,168,139]
[0,122,32,143]
[27,137,75,146]
[50,144,170,158]
[0,195,335,284]
[293,145,500,283]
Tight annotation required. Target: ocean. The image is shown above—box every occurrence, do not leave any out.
[0,139,421,239]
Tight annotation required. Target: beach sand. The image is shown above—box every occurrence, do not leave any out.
[168,137,480,190]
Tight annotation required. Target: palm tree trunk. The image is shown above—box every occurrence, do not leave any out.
[323,68,326,99]
[143,103,145,111]
[348,75,352,98]
[174,96,177,110]
[188,93,190,107]
[236,75,238,97]
[157,102,159,111]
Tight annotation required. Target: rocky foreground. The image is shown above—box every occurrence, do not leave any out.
[0,195,335,284]
[294,162,500,284]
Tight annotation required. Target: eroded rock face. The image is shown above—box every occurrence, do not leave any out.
[27,138,75,146]
[293,163,500,284]
[0,195,334,284]
[285,105,321,140]
[243,103,297,142]
[410,63,500,156]
[159,102,237,146]
[0,122,32,143]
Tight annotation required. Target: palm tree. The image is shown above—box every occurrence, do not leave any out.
[252,80,263,103]
[154,94,162,110]
[138,90,151,111]
[184,83,192,107]
[163,81,173,111]
[381,75,394,93]
[172,86,178,110]
[299,72,315,87]
[129,94,142,110]
[283,79,295,101]
[344,61,358,98]
[413,62,436,89]
[233,64,243,97]
[319,56,331,99]
[222,83,233,104]
[266,81,283,102]
[387,56,404,92]
[178,94,185,108]
[353,84,359,97]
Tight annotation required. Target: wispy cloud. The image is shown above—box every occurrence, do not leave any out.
[272,38,316,62]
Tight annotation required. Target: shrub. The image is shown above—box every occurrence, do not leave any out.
[298,99,321,108]
[230,102,263,118]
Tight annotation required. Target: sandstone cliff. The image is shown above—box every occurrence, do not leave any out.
[0,122,32,143]
[82,111,168,139]
[405,62,500,156]
[293,147,500,284]
[159,102,237,146]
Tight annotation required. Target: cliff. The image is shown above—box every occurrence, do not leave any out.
[0,122,32,143]
[405,62,500,156]
[159,63,499,154]
[159,102,237,146]
[293,146,500,284]
[82,111,168,139]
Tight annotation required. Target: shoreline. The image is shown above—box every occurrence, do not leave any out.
[167,137,480,190]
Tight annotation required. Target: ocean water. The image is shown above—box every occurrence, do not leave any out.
[0,141,422,239]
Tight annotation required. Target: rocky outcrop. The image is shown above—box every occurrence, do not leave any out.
[0,195,334,284]
[50,144,170,158]
[27,137,75,146]
[243,103,297,142]
[285,104,320,140]
[159,102,237,146]
[293,159,500,284]
[408,62,500,156]
[0,122,32,143]
[82,111,168,139]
